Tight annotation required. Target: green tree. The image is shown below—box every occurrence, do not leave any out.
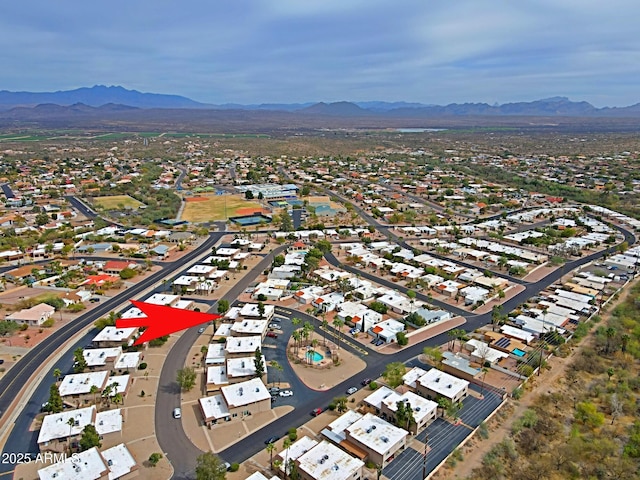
[254,347,265,378]
[272,255,285,268]
[396,331,409,346]
[35,212,50,226]
[73,347,88,373]
[334,396,348,413]
[217,299,230,315]
[383,362,406,388]
[79,424,102,451]
[575,401,605,428]
[195,452,226,480]
[46,383,64,413]
[119,268,136,280]
[423,346,443,368]
[280,211,293,232]
[257,301,266,319]
[148,452,163,467]
[53,368,62,382]
[177,367,197,392]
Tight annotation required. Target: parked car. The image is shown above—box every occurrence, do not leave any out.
[370,337,378,344]
[268,323,281,329]
[266,332,278,338]
[346,386,358,395]
[361,378,372,386]
[198,327,205,334]
[89,298,100,303]
[269,387,280,394]
[311,408,323,416]
[265,435,280,445]
[375,339,385,347]
[349,327,360,335]
[279,390,294,397]
[173,407,182,419]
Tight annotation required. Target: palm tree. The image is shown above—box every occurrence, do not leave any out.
[292,330,301,356]
[480,367,489,398]
[321,317,329,347]
[605,326,617,354]
[67,417,75,453]
[90,385,100,408]
[447,330,457,351]
[53,368,62,382]
[266,442,275,470]
[283,438,292,480]
[201,345,208,367]
[334,318,344,350]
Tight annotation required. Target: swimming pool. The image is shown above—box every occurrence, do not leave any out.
[512,348,526,357]
[306,350,324,362]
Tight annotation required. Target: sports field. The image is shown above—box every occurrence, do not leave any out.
[181,194,266,222]
[91,195,145,210]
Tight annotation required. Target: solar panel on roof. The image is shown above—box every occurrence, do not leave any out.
[495,337,511,348]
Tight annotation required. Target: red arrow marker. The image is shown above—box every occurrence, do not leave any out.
[116,300,222,346]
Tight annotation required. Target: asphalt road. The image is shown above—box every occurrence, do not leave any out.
[1,184,15,199]
[64,195,98,219]
[155,245,288,479]
[4,186,636,479]
[0,232,224,476]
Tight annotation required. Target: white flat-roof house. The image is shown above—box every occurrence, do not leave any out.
[364,386,437,434]
[220,378,271,419]
[369,319,406,343]
[38,407,122,453]
[295,440,364,480]
[416,369,469,404]
[199,394,231,425]
[91,327,137,347]
[345,413,408,467]
[224,336,262,358]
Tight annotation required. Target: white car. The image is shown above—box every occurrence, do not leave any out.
[279,390,294,397]
[173,407,182,419]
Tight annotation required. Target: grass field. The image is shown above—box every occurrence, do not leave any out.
[181,194,265,222]
[91,195,145,210]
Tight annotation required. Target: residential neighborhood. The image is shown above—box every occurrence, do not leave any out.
[0,130,639,480]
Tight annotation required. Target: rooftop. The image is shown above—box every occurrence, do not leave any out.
[221,377,270,408]
[346,413,408,454]
[297,440,364,480]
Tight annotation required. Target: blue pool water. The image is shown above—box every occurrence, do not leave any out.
[306,350,324,362]
[512,348,526,357]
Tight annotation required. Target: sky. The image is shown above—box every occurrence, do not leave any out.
[3,0,640,106]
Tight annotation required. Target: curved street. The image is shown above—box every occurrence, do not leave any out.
[156,217,637,479]
[0,232,225,477]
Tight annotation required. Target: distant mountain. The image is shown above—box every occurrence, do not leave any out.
[1,86,640,119]
[300,101,372,116]
[0,85,208,109]
[355,101,431,111]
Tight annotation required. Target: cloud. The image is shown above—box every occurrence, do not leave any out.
[2,0,640,105]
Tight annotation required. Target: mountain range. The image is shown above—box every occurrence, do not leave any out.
[1,86,640,118]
